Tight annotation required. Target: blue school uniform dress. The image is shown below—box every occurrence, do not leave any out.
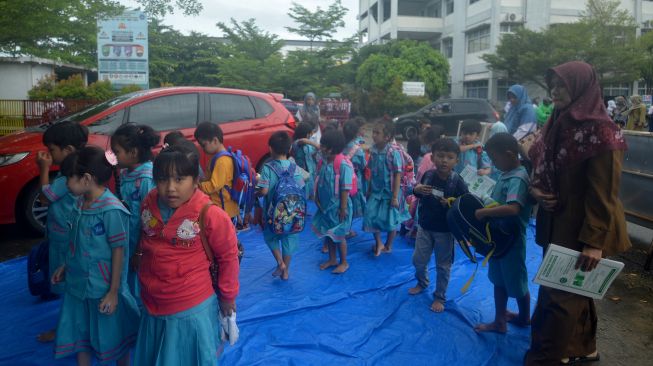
[311,159,354,243]
[54,189,139,364]
[258,159,305,255]
[453,138,492,174]
[119,162,154,305]
[42,174,75,295]
[363,144,411,233]
[343,140,367,218]
[293,142,317,200]
[487,166,532,298]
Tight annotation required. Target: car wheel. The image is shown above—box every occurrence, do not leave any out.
[22,181,48,235]
[403,124,419,140]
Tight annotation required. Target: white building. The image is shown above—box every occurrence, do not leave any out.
[358,0,653,102]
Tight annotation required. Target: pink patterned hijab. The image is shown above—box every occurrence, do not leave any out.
[529,61,627,192]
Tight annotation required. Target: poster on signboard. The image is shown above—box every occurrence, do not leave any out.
[97,10,148,90]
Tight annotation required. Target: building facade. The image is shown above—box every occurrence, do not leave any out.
[358,0,653,102]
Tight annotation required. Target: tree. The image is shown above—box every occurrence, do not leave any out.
[217,18,283,63]
[482,0,643,89]
[638,31,653,95]
[0,0,201,66]
[286,0,348,50]
[133,0,202,18]
[354,40,449,117]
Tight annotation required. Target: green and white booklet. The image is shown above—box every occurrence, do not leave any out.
[534,244,624,300]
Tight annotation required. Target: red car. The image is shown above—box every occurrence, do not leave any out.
[0,87,296,233]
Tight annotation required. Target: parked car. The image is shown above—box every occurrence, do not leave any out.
[0,87,296,233]
[392,98,500,139]
[281,98,299,116]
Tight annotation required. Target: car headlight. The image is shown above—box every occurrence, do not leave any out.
[0,152,29,167]
[392,117,398,122]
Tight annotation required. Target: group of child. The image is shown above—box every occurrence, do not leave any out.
[36,114,533,365]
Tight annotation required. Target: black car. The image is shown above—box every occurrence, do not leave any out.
[392,98,500,139]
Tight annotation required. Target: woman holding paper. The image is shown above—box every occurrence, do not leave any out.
[526,61,631,365]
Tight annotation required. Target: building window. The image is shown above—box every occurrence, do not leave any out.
[603,83,630,98]
[360,10,368,21]
[370,3,378,23]
[470,0,481,4]
[441,38,453,58]
[500,23,523,34]
[428,1,442,18]
[465,80,489,99]
[467,27,491,53]
[400,0,441,18]
[383,0,391,22]
[446,0,454,15]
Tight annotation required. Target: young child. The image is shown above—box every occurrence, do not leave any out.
[409,139,468,312]
[363,120,411,256]
[111,123,160,305]
[194,122,240,221]
[256,131,305,280]
[342,120,367,235]
[52,146,139,366]
[35,121,88,342]
[163,132,205,180]
[455,120,492,176]
[312,130,353,274]
[134,143,240,365]
[292,122,318,200]
[473,132,532,333]
[407,119,432,164]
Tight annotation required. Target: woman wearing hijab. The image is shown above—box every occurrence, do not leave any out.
[296,92,322,143]
[626,94,647,131]
[612,96,628,128]
[504,84,537,139]
[526,61,631,365]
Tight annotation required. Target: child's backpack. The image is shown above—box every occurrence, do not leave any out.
[386,141,415,197]
[210,148,257,213]
[27,240,54,299]
[316,154,358,197]
[266,161,307,235]
[446,193,519,263]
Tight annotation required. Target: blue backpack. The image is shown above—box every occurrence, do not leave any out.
[209,147,256,215]
[266,161,307,235]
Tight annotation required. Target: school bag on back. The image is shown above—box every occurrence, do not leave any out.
[266,161,307,235]
[316,153,358,197]
[210,147,256,213]
[387,141,415,197]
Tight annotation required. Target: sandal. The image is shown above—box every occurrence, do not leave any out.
[560,353,600,365]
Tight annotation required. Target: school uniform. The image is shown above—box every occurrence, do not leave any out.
[118,161,154,305]
[363,144,410,233]
[311,159,354,243]
[54,189,139,364]
[135,189,240,366]
[293,143,317,200]
[453,138,492,174]
[258,159,305,255]
[487,166,531,298]
[42,174,75,295]
[343,140,367,218]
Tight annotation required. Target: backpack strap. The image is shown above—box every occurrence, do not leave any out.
[198,203,215,262]
[333,154,344,197]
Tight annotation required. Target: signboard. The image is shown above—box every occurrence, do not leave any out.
[97,10,148,90]
[402,81,425,97]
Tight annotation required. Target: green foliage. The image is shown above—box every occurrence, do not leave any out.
[134,0,203,17]
[286,0,348,48]
[483,0,643,89]
[639,31,653,95]
[28,74,139,101]
[354,40,449,117]
[217,19,284,62]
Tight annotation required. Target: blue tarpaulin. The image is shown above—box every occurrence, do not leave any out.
[0,208,542,366]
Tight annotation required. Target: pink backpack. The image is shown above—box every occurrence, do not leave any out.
[316,153,358,197]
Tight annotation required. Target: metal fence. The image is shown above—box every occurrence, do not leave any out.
[0,99,97,135]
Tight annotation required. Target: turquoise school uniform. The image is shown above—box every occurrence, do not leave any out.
[293,142,317,200]
[258,159,305,255]
[311,158,354,243]
[487,166,532,298]
[119,162,154,305]
[363,144,411,233]
[343,140,367,218]
[453,138,492,174]
[54,189,139,364]
[42,173,75,295]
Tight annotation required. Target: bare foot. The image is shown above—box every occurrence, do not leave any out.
[430,300,445,313]
[272,263,286,277]
[408,285,424,295]
[373,243,384,257]
[319,260,338,270]
[281,267,289,281]
[474,321,507,334]
[332,263,349,274]
[37,329,56,343]
[505,311,531,327]
[382,246,392,254]
[321,244,328,253]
